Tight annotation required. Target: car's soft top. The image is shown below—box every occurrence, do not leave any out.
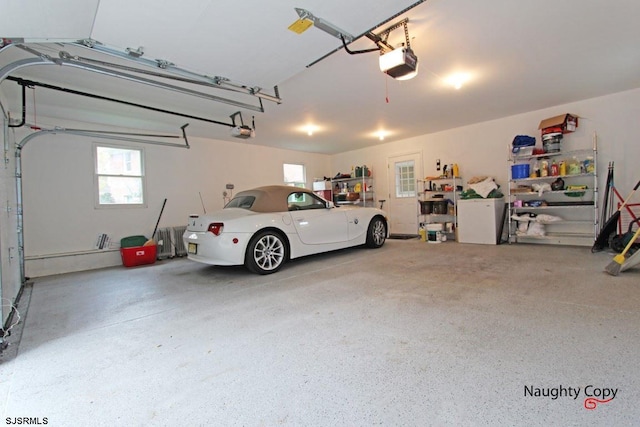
[229,185,317,213]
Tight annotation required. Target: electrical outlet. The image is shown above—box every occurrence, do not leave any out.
[436,159,441,171]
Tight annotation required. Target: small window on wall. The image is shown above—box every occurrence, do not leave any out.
[283,163,306,188]
[95,144,145,207]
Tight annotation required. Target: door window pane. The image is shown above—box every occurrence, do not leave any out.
[395,160,415,198]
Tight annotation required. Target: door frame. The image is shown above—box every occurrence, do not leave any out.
[386,151,423,235]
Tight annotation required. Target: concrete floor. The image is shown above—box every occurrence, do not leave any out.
[1,240,639,426]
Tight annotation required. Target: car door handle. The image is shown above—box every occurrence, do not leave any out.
[296,218,310,226]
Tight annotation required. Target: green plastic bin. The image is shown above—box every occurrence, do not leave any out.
[120,235,148,248]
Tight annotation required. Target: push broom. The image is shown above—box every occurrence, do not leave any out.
[604,225,640,276]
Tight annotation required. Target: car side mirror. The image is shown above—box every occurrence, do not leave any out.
[325,201,335,209]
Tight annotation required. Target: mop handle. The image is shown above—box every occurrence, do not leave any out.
[152,198,167,239]
[617,180,640,211]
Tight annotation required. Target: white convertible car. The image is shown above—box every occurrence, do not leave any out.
[183,185,388,274]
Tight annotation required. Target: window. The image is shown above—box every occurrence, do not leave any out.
[95,144,145,207]
[287,192,326,211]
[395,160,416,198]
[283,163,306,188]
[224,195,255,210]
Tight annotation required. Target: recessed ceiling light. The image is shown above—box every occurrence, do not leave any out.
[444,72,471,90]
[375,130,389,141]
[300,124,319,136]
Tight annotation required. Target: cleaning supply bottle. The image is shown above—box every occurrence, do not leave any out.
[532,160,540,177]
[559,160,567,176]
[541,160,549,177]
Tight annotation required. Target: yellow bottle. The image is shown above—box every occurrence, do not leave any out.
[452,163,460,178]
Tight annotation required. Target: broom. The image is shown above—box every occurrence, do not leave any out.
[600,162,613,229]
[604,225,640,276]
[145,198,167,246]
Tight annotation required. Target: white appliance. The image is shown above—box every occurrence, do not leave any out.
[457,198,505,244]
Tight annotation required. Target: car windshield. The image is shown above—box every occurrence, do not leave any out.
[225,195,255,209]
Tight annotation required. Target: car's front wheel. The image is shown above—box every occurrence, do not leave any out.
[366,217,386,248]
[245,230,288,274]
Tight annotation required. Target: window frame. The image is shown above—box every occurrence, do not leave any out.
[283,163,307,188]
[94,143,147,209]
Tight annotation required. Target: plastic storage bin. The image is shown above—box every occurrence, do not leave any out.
[120,235,149,248]
[121,245,157,267]
[511,164,530,179]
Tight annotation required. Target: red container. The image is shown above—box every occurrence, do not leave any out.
[120,245,157,267]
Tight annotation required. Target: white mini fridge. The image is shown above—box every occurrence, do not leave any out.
[456,198,505,244]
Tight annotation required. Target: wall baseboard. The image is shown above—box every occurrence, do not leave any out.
[25,250,122,278]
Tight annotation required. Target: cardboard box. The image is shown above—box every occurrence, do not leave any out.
[538,114,579,133]
[121,245,157,267]
[313,181,332,191]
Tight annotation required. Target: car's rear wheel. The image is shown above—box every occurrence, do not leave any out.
[245,230,287,274]
[366,217,386,248]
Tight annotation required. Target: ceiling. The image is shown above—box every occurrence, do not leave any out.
[1,0,639,155]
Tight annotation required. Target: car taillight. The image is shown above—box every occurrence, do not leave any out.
[207,222,224,236]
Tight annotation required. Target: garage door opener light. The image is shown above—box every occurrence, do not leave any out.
[230,112,255,139]
[378,20,418,80]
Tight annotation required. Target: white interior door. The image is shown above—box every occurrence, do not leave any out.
[387,153,422,235]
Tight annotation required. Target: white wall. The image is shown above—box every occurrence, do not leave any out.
[330,89,640,212]
[15,122,330,277]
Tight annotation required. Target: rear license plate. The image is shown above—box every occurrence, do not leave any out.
[188,242,197,254]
